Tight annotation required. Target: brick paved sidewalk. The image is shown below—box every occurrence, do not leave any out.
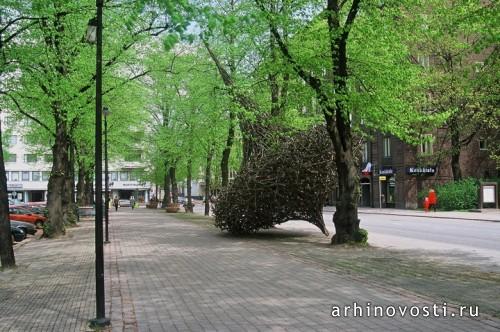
[0,222,96,331]
[1,209,500,331]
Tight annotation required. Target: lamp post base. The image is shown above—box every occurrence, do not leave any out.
[89,317,111,329]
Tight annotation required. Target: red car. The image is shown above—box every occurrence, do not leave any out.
[9,207,47,228]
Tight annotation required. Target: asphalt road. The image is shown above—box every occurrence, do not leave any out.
[193,202,500,268]
[278,211,500,268]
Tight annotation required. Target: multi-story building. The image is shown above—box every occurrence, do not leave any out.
[4,132,52,203]
[1,112,152,204]
[358,132,498,209]
[108,160,152,203]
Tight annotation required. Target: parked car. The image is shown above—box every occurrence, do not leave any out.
[9,207,47,228]
[11,226,26,242]
[21,205,48,217]
[118,199,131,207]
[10,220,37,235]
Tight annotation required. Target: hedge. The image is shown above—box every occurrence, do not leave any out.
[420,178,479,211]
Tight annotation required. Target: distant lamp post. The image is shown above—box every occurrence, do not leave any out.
[86,0,110,328]
[103,106,110,244]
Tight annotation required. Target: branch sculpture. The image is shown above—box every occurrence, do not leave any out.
[213,126,335,235]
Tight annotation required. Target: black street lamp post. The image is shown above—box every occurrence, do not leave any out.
[104,106,110,244]
[86,0,110,328]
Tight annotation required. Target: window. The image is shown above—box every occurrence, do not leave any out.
[42,171,50,181]
[129,172,138,181]
[119,172,129,181]
[32,171,41,181]
[25,154,37,163]
[383,138,391,158]
[362,142,369,163]
[44,154,53,163]
[4,116,14,126]
[11,172,19,181]
[420,134,434,155]
[417,55,430,69]
[479,139,488,150]
[6,154,16,163]
[124,150,142,162]
[9,135,17,146]
[22,171,30,181]
[110,172,118,181]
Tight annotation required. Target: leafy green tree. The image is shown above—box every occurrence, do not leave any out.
[413,0,499,179]
[0,0,43,267]
[255,0,440,243]
[1,1,190,236]
[145,47,231,210]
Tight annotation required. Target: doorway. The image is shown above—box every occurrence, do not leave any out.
[360,178,371,207]
[381,176,396,208]
[29,191,45,202]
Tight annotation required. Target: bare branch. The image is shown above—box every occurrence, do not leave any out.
[0,91,55,137]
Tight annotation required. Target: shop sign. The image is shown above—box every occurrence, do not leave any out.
[406,166,436,176]
[7,183,23,189]
[379,176,387,181]
[379,167,395,175]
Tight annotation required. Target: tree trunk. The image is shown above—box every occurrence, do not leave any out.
[76,162,86,206]
[169,166,178,203]
[69,144,76,205]
[269,6,281,118]
[186,158,193,213]
[221,110,235,187]
[450,118,462,181]
[203,40,262,164]
[77,156,94,206]
[63,144,77,225]
[46,121,69,237]
[84,169,94,205]
[327,0,361,244]
[0,120,15,268]
[204,148,213,216]
[161,162,171,208]
[330,137,360,244]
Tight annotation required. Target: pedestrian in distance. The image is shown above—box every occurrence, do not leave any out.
[113,196,119,211]
[130,196,136,210]
[428,188,437,212]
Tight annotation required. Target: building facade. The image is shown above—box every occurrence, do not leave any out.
[107,161,152,203]
[4,133,52,203]
[2,112,152,204]
[359,131,498,209]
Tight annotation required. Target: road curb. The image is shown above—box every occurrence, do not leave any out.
[357,211,499,222]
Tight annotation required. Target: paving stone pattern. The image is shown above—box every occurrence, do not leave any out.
[0,224,96,332]
[1,208,499,331]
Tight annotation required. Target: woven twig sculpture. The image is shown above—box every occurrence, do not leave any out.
[213,126,335,235]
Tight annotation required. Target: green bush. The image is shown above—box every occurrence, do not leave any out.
[434,178,479,211]
[353,228,368,244]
